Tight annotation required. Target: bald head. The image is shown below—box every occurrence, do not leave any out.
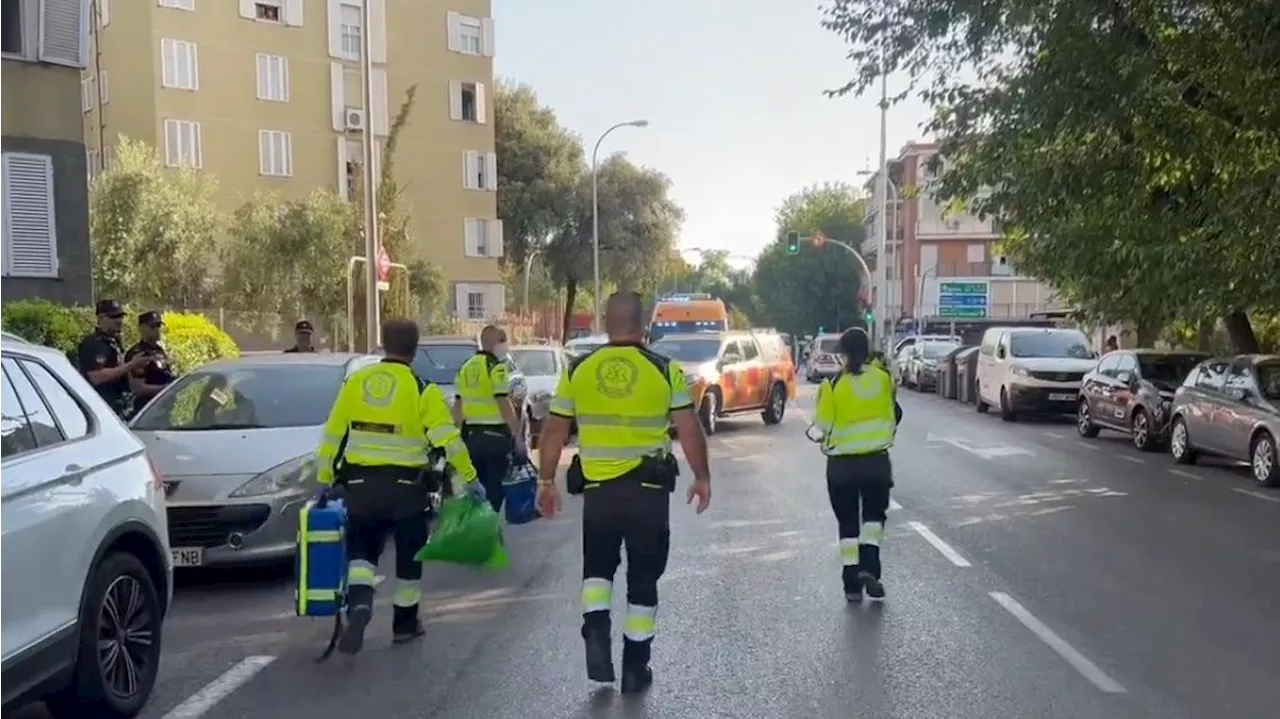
[605,292,645,341]
[479,325,507,352]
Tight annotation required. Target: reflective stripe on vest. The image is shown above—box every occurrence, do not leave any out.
[456,354,504,425]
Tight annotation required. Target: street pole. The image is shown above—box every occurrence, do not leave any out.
[874,46,890,351]
[591,119,649,332]
[359,0,380,352]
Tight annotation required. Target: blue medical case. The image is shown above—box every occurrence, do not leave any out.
[295,498,347,617]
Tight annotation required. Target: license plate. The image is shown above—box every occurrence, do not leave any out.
[171,548,204,567]
[1048,393,1075,402]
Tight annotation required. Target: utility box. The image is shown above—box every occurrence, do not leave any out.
[954,347,981,404]
[937,346,967,400]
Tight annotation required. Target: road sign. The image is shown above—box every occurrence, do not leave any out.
[376,245,391,291]
[810,231,828,248]
[938,280,989,319]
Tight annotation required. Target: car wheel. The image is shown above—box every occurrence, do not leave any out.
[699,389,719,436]
[975,382,989,413]
[527,410,541,451]
[46,552,163,719]
[1251,431,1278,487]
[999,387,1017,421]
[1169,417,1197,465]
[1131,408,1155,452]
[1077,399,1100,438]
[762,382,786,425]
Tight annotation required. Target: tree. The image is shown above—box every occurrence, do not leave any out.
[752,183,868,336]
[90,136,220,307]
[822,0,1280,350]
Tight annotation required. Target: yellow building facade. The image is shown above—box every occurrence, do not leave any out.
[83,0,505,320]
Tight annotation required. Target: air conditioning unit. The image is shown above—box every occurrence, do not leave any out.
[944,218,962,230]
[344,108,365,131]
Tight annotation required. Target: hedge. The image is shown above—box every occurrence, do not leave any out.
[1,299,239,375]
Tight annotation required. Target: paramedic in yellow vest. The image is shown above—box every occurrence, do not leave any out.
[453,325,528,513]
[811,327,903,603]
[316,318,481,655]
[536,292,713,695]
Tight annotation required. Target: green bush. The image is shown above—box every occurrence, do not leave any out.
[1,300,96,354]
[161,312,239,374]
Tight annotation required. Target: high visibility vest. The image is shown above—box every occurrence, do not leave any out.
[454,352,510,425]
[816,366,896,456]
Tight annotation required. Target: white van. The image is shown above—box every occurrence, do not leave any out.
[975,327,1097,420]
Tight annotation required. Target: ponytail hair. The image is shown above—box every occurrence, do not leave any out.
[838,328,870,374]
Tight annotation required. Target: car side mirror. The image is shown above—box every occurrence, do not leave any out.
[995,346,1007,359]
[1116,371,1135,385]
[720,353,741,367]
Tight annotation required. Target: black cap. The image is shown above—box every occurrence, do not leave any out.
[295,320,314,333]
[138,311,164,327]
[95,299,126,318]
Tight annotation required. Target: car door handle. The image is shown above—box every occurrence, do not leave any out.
[63,464,85,485]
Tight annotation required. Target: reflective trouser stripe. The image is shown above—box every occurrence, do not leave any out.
[575,413,669,429]
[577,442,671,460]
[392,579,420,607]
[860,522,885,547]
[347,559,377,587]
[581,578,612,613]
[623,604,657,641]
[839,538,860,566]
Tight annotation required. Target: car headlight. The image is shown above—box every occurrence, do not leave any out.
[1010,365,1031,377]
[229,455,316,498]
[683,372,698,386]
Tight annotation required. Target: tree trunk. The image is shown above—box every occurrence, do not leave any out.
[1223,310,1259,353]
[1135,321,1158,347]
[1196,318,1214,352]
[561,277,578,341]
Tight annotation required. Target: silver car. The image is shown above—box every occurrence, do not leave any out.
[131,353,380,568]
[509,345,567,447]
[1168,355,1280,486]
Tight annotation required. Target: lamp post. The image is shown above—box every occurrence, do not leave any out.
[591,119,649,332]
[358,0,380,351]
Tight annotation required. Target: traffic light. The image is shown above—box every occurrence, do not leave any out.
[863,310,875,326]
[785,231,800,255]
[817,326,824,334]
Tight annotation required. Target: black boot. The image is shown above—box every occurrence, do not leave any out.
[581,612,615,683]
[392,605,426,644]
[337,585,375,655]
[620,638,653,694]
[859,571,885,601]
[843,566,863,602]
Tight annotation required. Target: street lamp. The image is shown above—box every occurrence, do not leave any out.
[591,119,649,332]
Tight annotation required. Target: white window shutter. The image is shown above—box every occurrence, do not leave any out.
[255,53,268,99]
[445,11,460,52]
[474,82,487,124]
[284,0,303,26]
[39,0,89,68]
[371,68,389,135]
[98,0,109,26]
[189,42,200,90]
[481,18,495,57]
[490,219,504,258]
[81,77,93,111]
[370,0,387,63]
[448,80,462,121]
[485,152,498,191]
[463,219,478,257]
[335,137,349,199]
[1,153,59,278]
[326,0,342,57]
[455,283,469,316]
[330,62,345,131]
[463,151,477,189]
[238,0,255,19]
[258,130,270,175]
[190,122,203,168]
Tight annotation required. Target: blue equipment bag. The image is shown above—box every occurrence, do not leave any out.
[295,498,347,618]
[502,457,539,525]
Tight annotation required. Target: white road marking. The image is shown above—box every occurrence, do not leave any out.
[1118,455,1145,464]
[1168,469,1202,480]
[1232,488,1280,503]
[1078,443,1100,451]
[906,521,971,567]
[989,592,1126,694]
[161,656,277,719]
[888,497,902,511]
[925,434,1033,459]
[1042,431,1066,439]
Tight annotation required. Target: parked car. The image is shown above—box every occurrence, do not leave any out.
[509,344,568,448]
[650,329,797,435]
[564,333,608,360]
[1077,349,1208,450]
[132,353,380,568]
[410,336,530,441]
[1168,355,1280,486]
[892,333,963,358]
[2,337,172,717]
[805,333,844,382]
[891,343,913,385]
[905,340,961,391]
[975,327,1097,420]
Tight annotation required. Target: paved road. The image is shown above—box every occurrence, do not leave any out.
[12,385,1280,718]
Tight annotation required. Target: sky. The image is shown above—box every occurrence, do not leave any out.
[492,0,933,266]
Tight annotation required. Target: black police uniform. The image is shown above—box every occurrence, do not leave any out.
[125,311,176,415]
[75,300,130,417]
[284,319,317,353]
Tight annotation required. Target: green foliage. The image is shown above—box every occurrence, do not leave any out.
[160,312,240,375]
[90,136,221,307]
[751,183,869,336]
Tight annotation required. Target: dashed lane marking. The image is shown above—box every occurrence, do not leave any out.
[989,592,1126,694]
[1042,431,1066,439]
[161,656,276,719]
[1078,443,1101,451]
[888,497,902,511]
[1168,469,1202,481]
[1118,455,1145,464]
[905,521,971,567]
[1232,488,1280,503]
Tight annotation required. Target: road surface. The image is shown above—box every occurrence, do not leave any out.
[11,385,1280,718]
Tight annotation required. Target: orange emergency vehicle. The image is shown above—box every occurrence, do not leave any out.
[648,294,729,342]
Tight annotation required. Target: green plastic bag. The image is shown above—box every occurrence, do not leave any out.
[416,496,509,569]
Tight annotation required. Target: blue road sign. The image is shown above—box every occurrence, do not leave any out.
[938,280,989,319]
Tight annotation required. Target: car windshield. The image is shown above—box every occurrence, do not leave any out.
[511,349,557,377]
[920,342,959,360]
[817,338,840,353]
[412,344,474,384]
[649,320,725,342]
[650,338,722,362]
[1138,354,1206,384]
[1258,361,1280,400]
[132,365,345,430]
[1009,331,1092,359]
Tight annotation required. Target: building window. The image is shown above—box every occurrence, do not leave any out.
[1,152,59,279]
[463,290,485,320]
[259,130,292,177]
[966,243,985,264]
[159,0,195,9]
[163,119,202,168]
[465,219,491,257]
[458,16,482,54]
[1,0,23,55]
[463,151,496,191]
[338,2,361,60]
[255,0,281,23]
[160,39,199,91]
[81,77,96,112]
[87,149,100,182]
[256,53,289,102]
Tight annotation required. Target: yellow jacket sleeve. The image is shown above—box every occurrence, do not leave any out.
[490,360,511,396]
[813,377,836,433]
[549,369,575,418]
[316,382,352,486]
[419,383,478,483]
[666,363,693,411]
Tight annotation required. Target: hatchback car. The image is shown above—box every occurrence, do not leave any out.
[1168,355,1280,486]
[131,353,380,568]
[1077,349,1207,451]
[904,340,961,391]
[2,338,171,718]
[805,333,844,383]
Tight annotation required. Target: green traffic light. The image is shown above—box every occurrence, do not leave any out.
[785,231,800,255]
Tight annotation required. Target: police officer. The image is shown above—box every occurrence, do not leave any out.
[125,311,176,415]
[316,318,483,655]
[284,320,317,353]
[76,299,149,417]
[536,292,713,694]
[453,325,527,513]
[810,327,903,603]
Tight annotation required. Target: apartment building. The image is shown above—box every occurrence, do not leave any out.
[861,141,1062,331]
[83,0,505,320]
[2,0,92,305]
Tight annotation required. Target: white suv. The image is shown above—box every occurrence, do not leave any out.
[1,337,172,717]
